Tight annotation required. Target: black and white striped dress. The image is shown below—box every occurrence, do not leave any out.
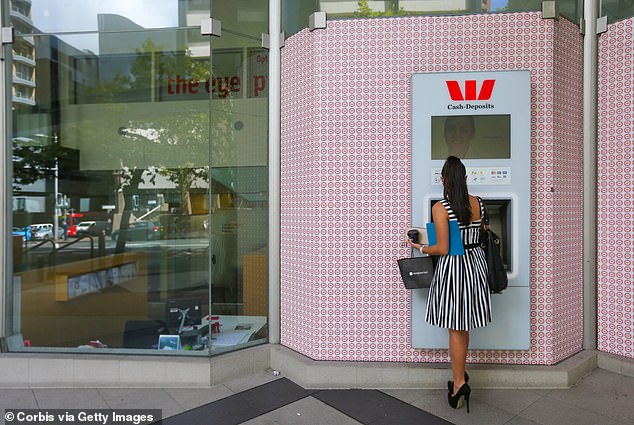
[425,198,492,331]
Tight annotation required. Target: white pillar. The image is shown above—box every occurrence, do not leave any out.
[268,0,282,344]
[583,0,599,350]
[0,7,8,338]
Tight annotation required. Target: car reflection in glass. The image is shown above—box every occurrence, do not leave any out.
[111,220,160,241]
[28,224,65,241]
[75,221,110,236]
[12,226,31,241]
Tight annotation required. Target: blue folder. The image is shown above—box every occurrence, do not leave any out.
[426,220,464,255]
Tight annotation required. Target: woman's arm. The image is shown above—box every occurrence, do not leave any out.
[408,202,450,256]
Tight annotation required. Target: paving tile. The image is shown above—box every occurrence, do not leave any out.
[239,378,316,413]
[240,416,280,425]
[243,397,362,425]
[33,389,110,409]
[164,385,235,410]
[160,378,314,425]
[98,388,184,419]
[0,389,38,409]
[470,388,549,415]
[161,391,256,425]
[576,368,634,391]
[380,388,427,404]
[314,389,451,425]
[503,416,543,425]
[409,389,515,425]
[370,405,453,425]
[313,389,392,424]
[517,395,630,425]
[3,369,634,425]
[548,377,633,424]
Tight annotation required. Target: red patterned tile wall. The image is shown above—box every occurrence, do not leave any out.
[281,13,584,364]
[551,20,585,361]
[280,29,322,358]
[597,18,634,359]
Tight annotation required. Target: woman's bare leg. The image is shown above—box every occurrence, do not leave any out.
[449,329,469,395]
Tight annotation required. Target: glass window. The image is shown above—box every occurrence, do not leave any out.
[14,63,31,80]
[601,0,634,23]
[14,86,34,99]
[4,0,268,356]
[283,0,318,36]
[283,1,584,36]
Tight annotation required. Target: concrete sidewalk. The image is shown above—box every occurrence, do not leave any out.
[0,367,632,425]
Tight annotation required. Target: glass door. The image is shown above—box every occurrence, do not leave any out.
[207,0,270,354]
[3,0,268,355]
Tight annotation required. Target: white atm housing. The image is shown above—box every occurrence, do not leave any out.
[410,71,531,350]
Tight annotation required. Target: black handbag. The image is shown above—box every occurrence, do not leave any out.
[479,201,508,294]
[397,255,435,289]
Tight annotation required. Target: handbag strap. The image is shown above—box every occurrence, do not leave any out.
[478,196,490,225]
[477,197,490,230]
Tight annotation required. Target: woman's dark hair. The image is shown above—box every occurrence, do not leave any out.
[441,156,471,224]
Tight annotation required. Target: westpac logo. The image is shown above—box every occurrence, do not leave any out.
[446,79,496,101]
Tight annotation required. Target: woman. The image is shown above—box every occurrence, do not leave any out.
[408,156,491,413]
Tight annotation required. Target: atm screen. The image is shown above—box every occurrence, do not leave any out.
[431,114,511,160]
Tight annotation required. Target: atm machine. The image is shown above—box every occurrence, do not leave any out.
[410,70,531,349]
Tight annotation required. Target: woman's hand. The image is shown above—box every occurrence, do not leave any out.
[407,239,427,254]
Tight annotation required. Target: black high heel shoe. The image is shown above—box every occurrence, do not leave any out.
[447,383,471,413]
[447,372,469,392]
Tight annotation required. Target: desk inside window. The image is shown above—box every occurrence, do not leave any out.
[211,315,267,348]
[180,315,267,352]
